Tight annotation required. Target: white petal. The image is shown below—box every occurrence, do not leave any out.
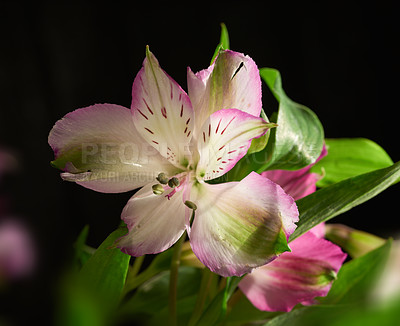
[196,109,273,181]
[131,48,195,169]
[48,103,179,193]
[188,50,262,137]
[117,181,187,256]
[188,172,299,277]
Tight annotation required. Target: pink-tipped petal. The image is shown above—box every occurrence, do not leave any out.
[117,181,187,256]
[239,232,346,312]
[188,172,298,277]
[188,50,262,136]
[49,103,179,193]
[187,64,214,118]
[131,49,194,169]
[196,109,272,181]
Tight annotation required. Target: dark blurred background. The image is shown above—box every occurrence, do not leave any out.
[0,1,398,325]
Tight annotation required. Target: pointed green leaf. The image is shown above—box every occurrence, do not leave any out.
[223,294,280,326]
[79,227,130,309]
[122,247,174,295]
[58,227,131,326]
[290,161,400,241]
[263,305,351,326]
[311,138,393,187]
[117,267,202,325]
[259,68,324,171]
[73,225,92,268]
[210,23,230,64]
[320,240,391,304]
[219,23,230,50]
[264,297,400,326]
[195,276,243,326]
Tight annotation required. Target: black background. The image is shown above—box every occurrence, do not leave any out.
[0,1,399,325]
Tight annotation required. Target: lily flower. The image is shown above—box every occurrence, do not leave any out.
[239,146,347,310]
[49,48,299,276]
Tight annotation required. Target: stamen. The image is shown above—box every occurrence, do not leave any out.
[156,172,169,185]
[185,200,197,226]
[168,177,180,188]
[184,200,197,210]
[152,184,164,195]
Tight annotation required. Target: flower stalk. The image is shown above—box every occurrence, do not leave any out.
[168,232,187,326]
[188,268,217,326]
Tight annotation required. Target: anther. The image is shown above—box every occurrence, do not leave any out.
[152,184,165,195]
[184,200,197,210]
[156,172,169,185]
[168,177,180,188]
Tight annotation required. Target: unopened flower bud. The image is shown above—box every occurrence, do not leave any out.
[325,224,386,258]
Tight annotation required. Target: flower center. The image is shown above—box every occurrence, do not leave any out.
[152,172,185,199]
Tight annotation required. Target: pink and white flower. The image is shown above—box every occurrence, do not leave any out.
[49,48,299,276]
[239,147,347,311]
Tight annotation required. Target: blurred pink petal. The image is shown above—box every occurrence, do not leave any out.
[0,220,35,280]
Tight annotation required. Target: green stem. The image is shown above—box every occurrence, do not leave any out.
[130,255,145,278]
[188,268,215,326]
[122,262,158,298]
[168,232,187,326]
[227,289,243,312]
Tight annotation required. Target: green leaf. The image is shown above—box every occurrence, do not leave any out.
[73,225,91,268]
[57,227,131,326]
[263,304,351,326]
[290,161,400,241]
[264,297,400,326]
[79,227,131,310]
[210,23,230,64]
[326,296,400,326]
[122,247,174,295]
[195,276,243,326]
[219,23,230,50]
[117,266,202,325]
[320,240,391,305]
[311,138,393,187]
[259,68,324,171]
[223,294,280,326]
